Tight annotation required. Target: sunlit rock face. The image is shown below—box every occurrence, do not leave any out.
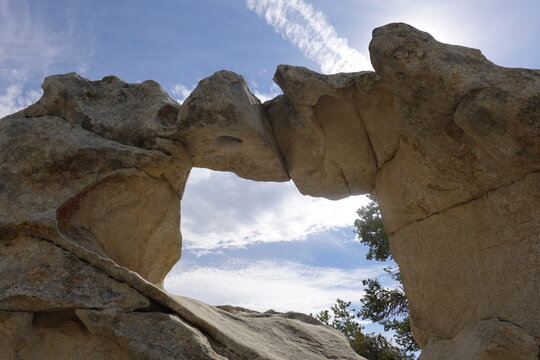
[1,74,191,287]
[0,22,538,359]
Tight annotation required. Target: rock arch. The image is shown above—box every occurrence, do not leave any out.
[0,23,538,359]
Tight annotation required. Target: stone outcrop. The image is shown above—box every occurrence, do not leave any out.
[0,235,362,360]
[0,236,150,312]
[1,73,190,287]
[178,70,288,182]
[367,24,540,357]
[1,22,538,359]
[267,66,379,199]
[0,72,362,358]
[418,319,539,360]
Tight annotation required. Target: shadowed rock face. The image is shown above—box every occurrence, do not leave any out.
[0,22,538,359]
[267,66,379,199]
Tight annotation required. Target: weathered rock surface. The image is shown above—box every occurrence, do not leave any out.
[15,73,182,151]
[267,23,539,358]
[366,23,540,355]
[390,171,540,347]
[171,296,361,360]
[0,79,190,287]
[57,170,182,286]
[0,309,229,360]
[267,66,379,199]
[418,319,539,360]
[0,235,361,359]
[1,22,538,359]
[0,71,363,358]
[178,70,288,182]
[0,236,150,312]
[369,23,540,233]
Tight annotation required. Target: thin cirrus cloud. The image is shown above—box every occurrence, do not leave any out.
[253,83,282,103]
[180,169,369,254]
[0,0,67,83]
[0,86,41,118]
[165,258,384,315]
[170,83,195,104]
[246,0,372,73]
[0,0,55,118]
[0,0,79,118]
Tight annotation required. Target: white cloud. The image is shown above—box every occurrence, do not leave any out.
[0,0,68,82]
[0,0,83,118]
[253,83,282,103]
[76,62,90,75]
[0,85,42,118]
[246,0,372,73]
[171,84,194,103]
[253,92,273,103]
[165,258,384,314]
[181,168,369,253]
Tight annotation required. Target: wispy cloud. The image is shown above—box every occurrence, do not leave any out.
[253,82,282,102]
[0,0,85,117]
[181,169,369,253]
[0,0,68,82]
[0,85,41,118]
[246,0,372,73]
[165,258,384,314]
[76,62,90,75]
[171,84,194,103]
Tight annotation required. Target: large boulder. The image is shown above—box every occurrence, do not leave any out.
[178,70,288,182]
[263,22,539,359]
[419,319,539,360]
[0,237,363,360]
[0,73,192,287]
[266,66,379,199]
[15,73,182,151]
[0,236,150,312]
[367,23,540,354]
[0,114,188,287]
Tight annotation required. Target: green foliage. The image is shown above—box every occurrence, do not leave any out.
[359,276,407,323]
[350,333,413,360]
[355,195,420,355]
[354,194,391,261]
[359,274,417,353]
[316,299,361,340]
[315,299,411,360]
[315,194,420,358]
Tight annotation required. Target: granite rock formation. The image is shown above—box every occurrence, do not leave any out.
[1,22,538,359]
[178,70,288,182]
[0,72,360,359]
[368,24,539,358]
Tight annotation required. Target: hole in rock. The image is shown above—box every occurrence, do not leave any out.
[214,135,244,146]
[163,168,393,332]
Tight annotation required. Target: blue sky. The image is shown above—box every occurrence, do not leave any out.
[1,0,539,336]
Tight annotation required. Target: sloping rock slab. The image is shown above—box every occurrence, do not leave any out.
[0,236,150,312]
